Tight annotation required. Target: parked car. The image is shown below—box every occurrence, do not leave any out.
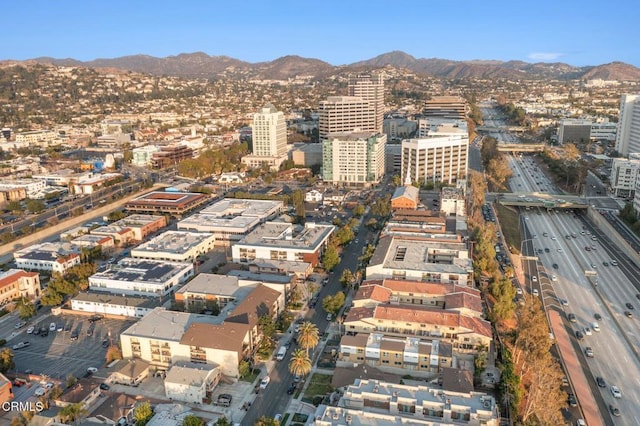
[49,322,56,331]
[12,341,30,350]
[34,387,46,397]
[567,393,577,407]
[87,367,98,375]
[216,393,232,407]
[100,383,110,391]
[70,331,79,341]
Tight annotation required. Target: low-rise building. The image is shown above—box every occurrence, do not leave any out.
[131,231,216,263]
[15,243,81,274]
[71,292,159,318]
[0,179,47,199]
[177,198,282,244]
[0,269,41,305]
[440,187,466,217]
[313,378,499,426]
[611,154,640,198]
[366,235,472,286]
[72,173,123,195]
[305,189,324,203]
[53,379,101,408]
[391,185,419,210]
[132,145,160,167]
[232,222,334,267]
[174,274,256,313]
[70,234,115,252]
[0,373,12,407]
[125,192,209,217]
[339,333,453,374]
[164,362,221,404]
[88,258,194,296]
[109,214,168,241]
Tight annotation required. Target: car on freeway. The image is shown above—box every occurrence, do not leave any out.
[567,393,577,407]
[575,330,584,340]
[625,311,633,318]
[584,347,594,358]
[568,313,577,323]
[594,313,602,321]
[585,246,591,251]
[552,263,558,269]
[584,327,592,336]
[544,248,550,253]
[590,263,597,269]
[611,385,622,398]
[592,322,600,332]
[557,248,563,253]
[259,376,270,389]
[100,383,110,391]
[611,260,618,266]
[596,377,606,388]
[532,276,538,282]
[560,299,569,306]
[609,404,621,417]
[551,274,557,282]
[532,289,539,297]
[625,302,634,310]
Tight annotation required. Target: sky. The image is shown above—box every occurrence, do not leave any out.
[3,0,639,67]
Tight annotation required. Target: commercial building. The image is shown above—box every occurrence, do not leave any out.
[132,145,160,167]
[557,119,592,144]
[70,234,115,252]
[0,179,46,199]
[401,133,469,185]
[319,97,378,140]
[70,292,158,318]
[242,104,288,170]
[322,132,386,186]
[72,173,123,195]
[348,74,385,133]
[385,143,402,173]
[590,121,617,141]
[440,187,466,216]
[417,118,468,138]
[15,130,58,145]
[232,222,335,267]
[151,145,194,168]
[99,214,167,241]
[177,198,282,244]
[0,373,12,407]
[88,258,195,296]
[365,235,473,286]
[291,142,323,168]
[611,154,640,198]
[312,378,499,426]
[131,230,216,263]
[15,243,81,274]
[383,117,417,140]
[391,185,419,210]
[615,94,640,156]
[125,192,209,217]
[422,96,467,120]
[0,269,41,306]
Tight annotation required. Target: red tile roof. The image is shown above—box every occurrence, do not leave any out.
[0,270,35,290]
[353,284,392,303]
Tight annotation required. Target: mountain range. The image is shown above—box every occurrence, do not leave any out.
[12,50,640,81]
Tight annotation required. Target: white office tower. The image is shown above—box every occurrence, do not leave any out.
[401,131,469,186]
[615,94,640,156]
[322,132,386,186]
[242,103,288,170]
[348,73,385,133]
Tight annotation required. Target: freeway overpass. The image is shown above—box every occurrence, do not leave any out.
[477,125,528,133]
[496,143,545,152]
[491,192,616,209]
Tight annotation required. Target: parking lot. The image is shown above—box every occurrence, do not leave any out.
[12,314,136,380]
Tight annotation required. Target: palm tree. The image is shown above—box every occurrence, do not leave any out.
[288,348,312,378]
[297,321,319,356]
[15,297,36,320]
[59,402,88,425]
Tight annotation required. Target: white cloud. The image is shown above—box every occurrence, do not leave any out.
[528,52,565,61]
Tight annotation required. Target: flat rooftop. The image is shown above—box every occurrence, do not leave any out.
[73,292,160,309]
[89,258,192,284]
[113,214,166,227]
[175,273,255,298]
[122,307,222,341]
[238,222,334,250]
[178,213,260,232]
[132,231,214,255]
[200,198,283,217]
[125,191,208,208]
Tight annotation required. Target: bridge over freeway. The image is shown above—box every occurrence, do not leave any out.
[477,125,528,133]
[496,143,546,152]
[490,192,615,209]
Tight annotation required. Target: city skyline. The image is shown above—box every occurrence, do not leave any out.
[3,0,639,67]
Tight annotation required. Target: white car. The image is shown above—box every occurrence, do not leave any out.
[86,367,98,374]
[551,275,557,282]
[532,289,539,297]
[259,376,270,389]
[516,288,523,295]
[584,327,592,336]
[532,276,538,282]
[49,322,57,331]
[592,322,600,332]
[610,385,622,398]
[26,326,35,334]
[34,387,45,396]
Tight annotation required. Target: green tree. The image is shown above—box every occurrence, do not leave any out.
[297,321,319,356]
[49,384,64,400]
[238,360,251,378]
[107,210,127,222]
[322,245,340,271]
[288,348,312,377]
[15,297,36,320]
[0,348,14,373]
[353,204,365,217]
[340,269,354,288]
[25,199,46,213]
[215,418,231,426]
[134,401,154,426]
[291,189,305,219]
[182,415,204,426]
[322,291,346,316]
[255,416,279,426]
[258,314,277,339]
[6,201,23,215]
[59,402,88,425]
[66,375,77,389]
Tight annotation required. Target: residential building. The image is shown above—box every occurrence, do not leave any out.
[366,235,473,286]
[54,379,102,408]
[15,130,58,145]
[291,142,323,167]
[339,333,453,374]
[124,191,209,217]
[14,243,81,274]
[611,154,640,198]
[422,96,467,120]
[132,145,160,167]
[322,132,386,186]
[0,187,27,204]
[71,292,159,318]
[343,303,491,353]
[318,96,378,140]
[0,373,12,407]
[391,185,419,210]
[312,378,499,426]
[557,119,592,144]
[242,104,288,170]
[615,94,640,156]
[174,274,256,312]
[177,198,282,244]
[401,133,469,185]
[348,73,385,133]
[164,362,222,404]
[151,145,194,168]
[131,230,216,263]
[0,179,46,199]
[590,121,617,141]
[88,258,195,296]
[232,222,335,267]
[0,269,41,305]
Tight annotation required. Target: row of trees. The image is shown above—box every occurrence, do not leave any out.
[480,137,513,189]
[40,262,97,306]
[176,143,250,178]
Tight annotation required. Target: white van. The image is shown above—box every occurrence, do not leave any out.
[276,346,287,361]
